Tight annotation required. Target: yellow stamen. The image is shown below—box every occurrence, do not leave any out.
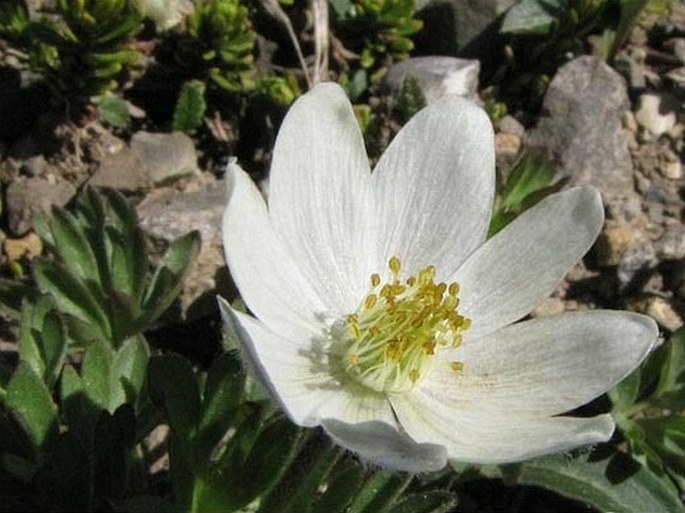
[334,256,471,393]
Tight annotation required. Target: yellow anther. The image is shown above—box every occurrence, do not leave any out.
[389,256,401,275]
[339,260,470,393]
[450,361,464,372]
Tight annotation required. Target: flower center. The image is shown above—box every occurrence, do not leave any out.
[331,256,471,394]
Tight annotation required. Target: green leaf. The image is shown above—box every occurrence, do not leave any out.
[110,335,150,411]
[172,80,207,134]
[142,231,201,324]
[198,415,302,512]
[37,311,68,389]
[97,93,131,128]
[0,277,29,319]
[636,416,685,490]
[119,495,178,513]
[258,435,341,513]
[33,260,112,341]
[104,189,147,300]
[652,328,685,408]
[5,363,58,452]
[516,451,685,513]
[48,207,102,288]
[310,463,365,513]
[148,354,201,441]
[81,339,115,411]
[196,351,244,461]
[348,470,412,513]
[390,491,458,513]
[51,432,92,512]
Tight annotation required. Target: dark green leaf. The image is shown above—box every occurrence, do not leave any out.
[33,261,112,341]
[111,335,150,411]
[637,416,685,489]
[81,339,115,411]
[516,451,685,513]
[259,435,341,513]
[198,415,302,512]
[348,470,412,513]
[52,432,92,512]
[173,80,207,133]
[148,354,201,441]
[37,311,68,389]
[142,231,201,324]
[196,351,244,460]
[390,491,458,513]
[104,189,147,301]
[652,328,685,408]
[310,463,365,513]
[6,363,58,451]
[118,495,178,513]
[49,207,102,288]
[0,277,29,319]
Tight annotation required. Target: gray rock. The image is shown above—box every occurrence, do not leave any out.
[498,114,525,136]
[655,225,685,261]
[89,146,150,192]
[417,0,516,51]
[136,174,229,320]
[6,177,76,235]
[385,56,480,103]
[634,93,678,137]
[130,131,198,186]
[526,56,634,197]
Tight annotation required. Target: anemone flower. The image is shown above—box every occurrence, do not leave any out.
[219,83,658,473]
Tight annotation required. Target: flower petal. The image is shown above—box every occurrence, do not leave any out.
[453,186,604,338]
[392,389,615,464]
[429,310,658,418]
[223,162,327,340]
[268,83,376,313]
[372,95,495,278]
[219,298,394,428]
[321,418,448,473]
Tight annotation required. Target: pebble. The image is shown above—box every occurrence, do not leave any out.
[629,296,684,332]
[634,93,678,136]
[3,232,42,262]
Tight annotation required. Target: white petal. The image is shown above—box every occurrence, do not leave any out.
[268,83,377,313]
[219,298,394,428]
[222,162,327,341]
[321,419,447,473]
[372,95,495,279]
[453,186,604,338]
[429,310,658,418]
[392,390,615,464]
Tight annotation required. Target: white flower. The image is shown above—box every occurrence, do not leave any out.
[219,83,658,473]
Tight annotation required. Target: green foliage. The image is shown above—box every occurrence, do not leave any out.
[513,451,684,513]
[175,0,256,93]
[173,80,208,133]
[610,328,685,493]
[332,0,422,97]
[32,187,201,348]
[3,0,143,115]
[488,149,566,236]
[97,93,132,129]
